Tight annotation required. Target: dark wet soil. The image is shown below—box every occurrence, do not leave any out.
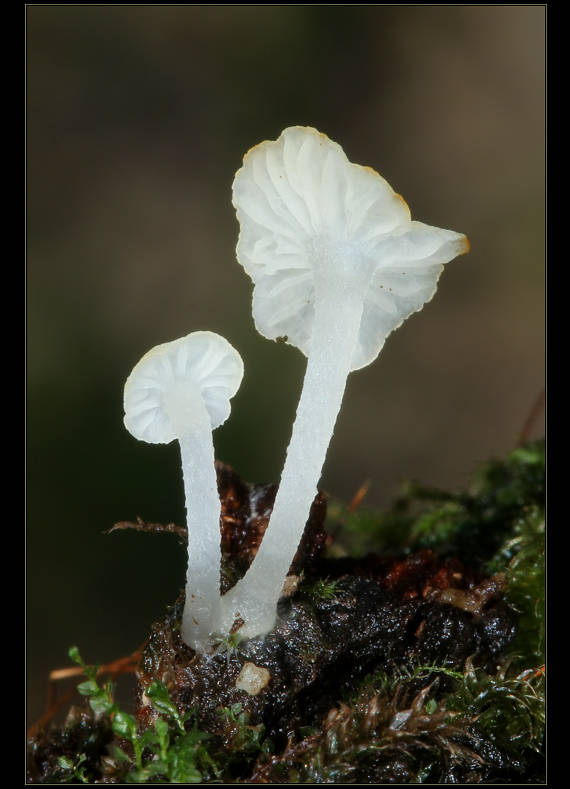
[27,462,540,784]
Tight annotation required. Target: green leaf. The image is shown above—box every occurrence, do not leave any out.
[77,679,99,696]
[112,710,138,740]
[138,728,160,751]
[182,722,208,747]
[89,693,115,716]
[111,745,132,765]
[125,767,153,783]
[146,680,176,712]
[68,646,100,678]
[68,646,83,666]
[146,680,185,733]
[425,698,437,715]
[154,717,169,738]
[170,763,202,783]
[509,446,543,465]
[261,738,275,754]
[56,756,74,771]
[168,749,202,783]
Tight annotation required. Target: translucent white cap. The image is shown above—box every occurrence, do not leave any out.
[124,331,244,444]
[233,126,469,371]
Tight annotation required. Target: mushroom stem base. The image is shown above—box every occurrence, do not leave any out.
[220,285,366,640]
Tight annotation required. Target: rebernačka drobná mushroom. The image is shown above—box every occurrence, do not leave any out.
[123,332,243,653]
[221,125,469,641]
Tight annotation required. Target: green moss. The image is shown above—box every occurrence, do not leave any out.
[486,506,545,667]
[447,658,545,756]
[254,657,544,783]
[329,439,545,569]
[307,576,341,601]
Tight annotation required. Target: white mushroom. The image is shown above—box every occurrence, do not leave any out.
[123,331,244,653]
[221,126,469,640]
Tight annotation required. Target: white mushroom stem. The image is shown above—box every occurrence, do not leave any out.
[221,269,368,638]
[179,425,222,653]
[122,331,244,655]
[228,126,469,642]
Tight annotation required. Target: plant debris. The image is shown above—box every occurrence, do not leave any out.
[27,440,545,783]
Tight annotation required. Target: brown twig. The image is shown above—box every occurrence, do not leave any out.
[28,688,78,740]
[517,389,545,447]
[348,480,370,512]
[28,646,144,739]
[107,516,187,538]
[109,513,243,540]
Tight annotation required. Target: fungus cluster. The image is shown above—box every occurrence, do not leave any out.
[124,126,469,653]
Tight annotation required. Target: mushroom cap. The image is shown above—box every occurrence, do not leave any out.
[124,331,244,444]
[233,126,469,371]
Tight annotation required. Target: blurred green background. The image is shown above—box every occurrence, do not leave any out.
[27,6,544,725]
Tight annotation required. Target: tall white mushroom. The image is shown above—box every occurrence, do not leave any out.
[221,126,469,640]
[123,331,244,653]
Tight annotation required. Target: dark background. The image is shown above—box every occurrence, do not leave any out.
[27,6,545,725]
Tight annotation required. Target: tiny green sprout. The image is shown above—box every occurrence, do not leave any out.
[311,577,340,601]
[212,631,241,666]
[425,698,438,715]
[67,645,212,783]
[145,680,186,734]
[56,754,88,783]
[218,703,266,754]
[153,717,170,761]
[69,646,115,717]
[67,645,83,666]
[112,711,143,769]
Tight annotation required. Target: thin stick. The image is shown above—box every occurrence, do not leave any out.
[28,646,143,739]
[107,516,186,538]
[517,389,545,446]
[347,480,370,512]
[28,688,77,740]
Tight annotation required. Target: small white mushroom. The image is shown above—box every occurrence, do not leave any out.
[123,331,244,653]
[221,126,469,640]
